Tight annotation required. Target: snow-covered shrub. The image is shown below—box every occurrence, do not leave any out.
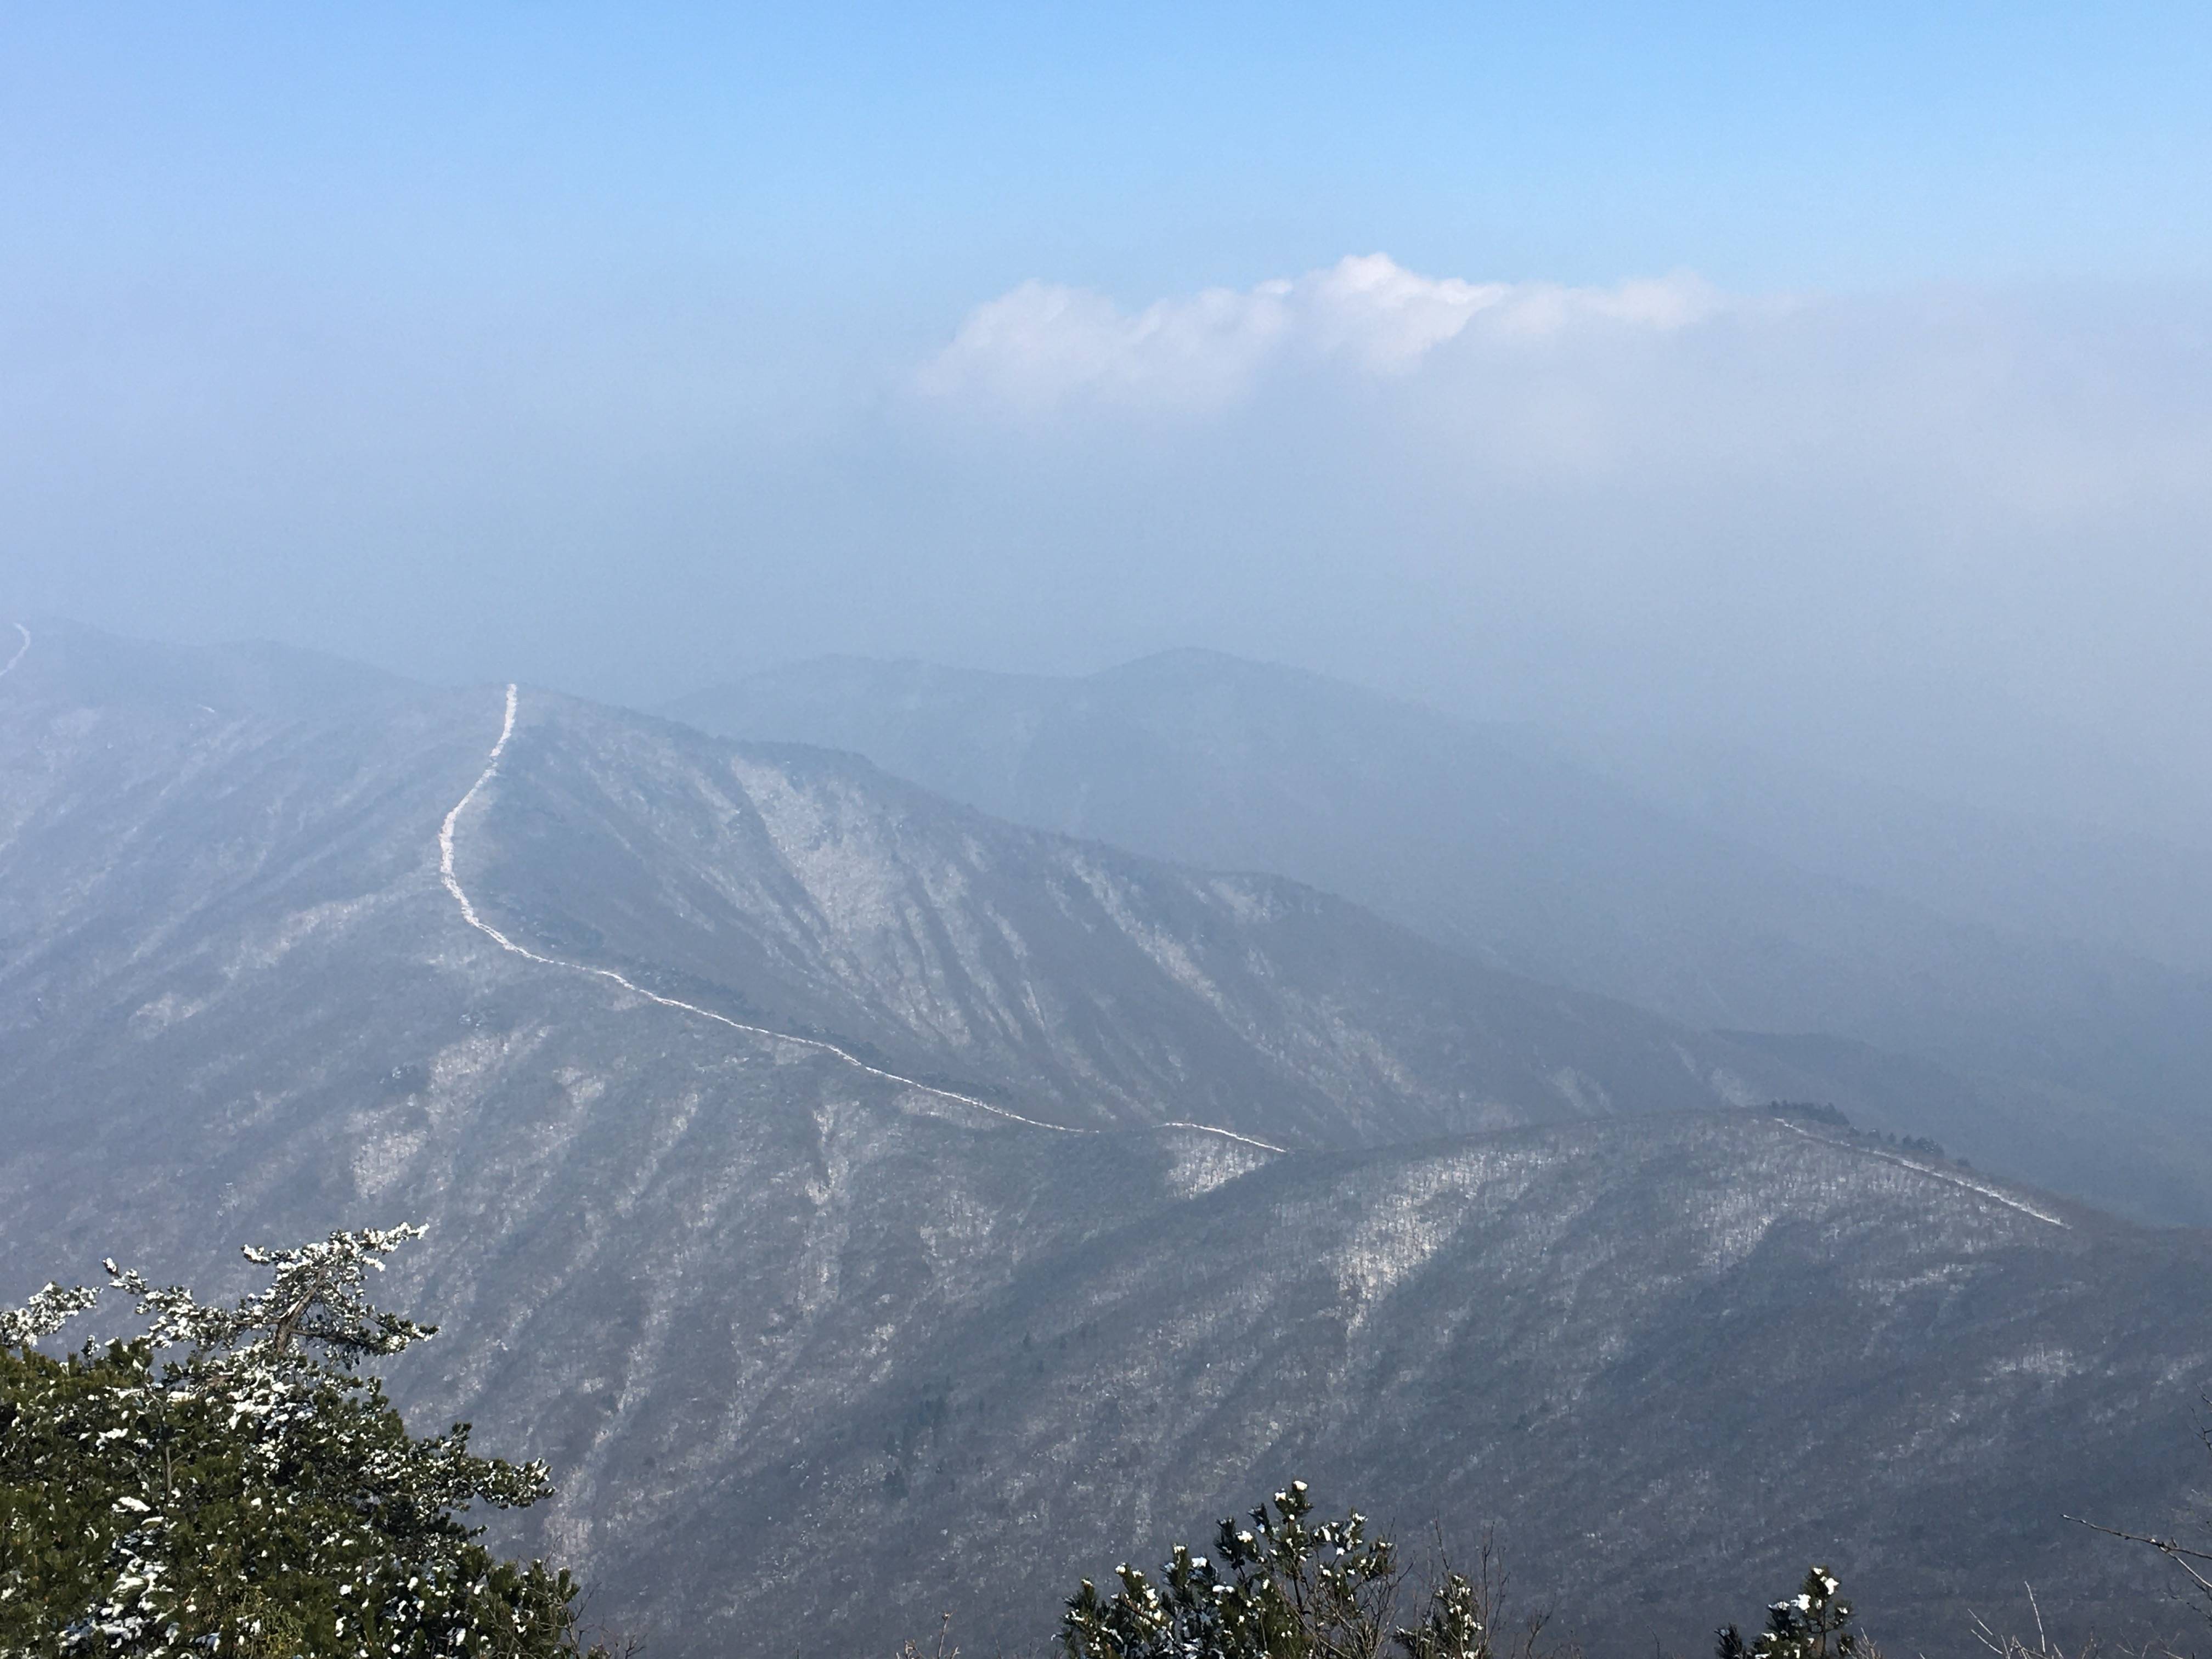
[1715,1567,1877,1659]
[1060,1480,1551,1659]
[0,1226,597,1659]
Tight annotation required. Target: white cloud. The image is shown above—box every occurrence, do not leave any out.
[884,264,2212,810]
[917,255,1726,411]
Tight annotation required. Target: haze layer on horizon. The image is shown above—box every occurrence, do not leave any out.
[5,4,2209,838]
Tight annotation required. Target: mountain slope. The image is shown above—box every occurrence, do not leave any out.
[461,692,1821,1146]
[4,624,2209,1659]
[1,624,1825,1169]
[601,1110,2202,1659]
[663,650,2212,1223]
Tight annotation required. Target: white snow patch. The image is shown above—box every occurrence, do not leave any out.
[1206,878,1289,926]
[1988,1345,2082,1381]
[128,990,211,1037]
[1069,856,1228,1013]
[224,896,381,979]
[1548,1066,1612,1115]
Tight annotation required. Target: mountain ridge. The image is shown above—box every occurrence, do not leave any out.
[663,649,2212,1224]
[5,622,2209,1658]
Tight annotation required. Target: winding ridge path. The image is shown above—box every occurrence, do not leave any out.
[1771,1114,2066,1228]
[0,623,27,681]
[439,684,1286,1154]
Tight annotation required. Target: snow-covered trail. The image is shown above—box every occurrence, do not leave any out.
[1771,1115,2067,1228]
[439,684,1287,1154]
[0,623,27,680]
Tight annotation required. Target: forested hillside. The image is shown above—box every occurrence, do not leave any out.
[3,624,2207,1656]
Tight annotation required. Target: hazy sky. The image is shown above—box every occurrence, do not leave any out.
[4,5,2209,825]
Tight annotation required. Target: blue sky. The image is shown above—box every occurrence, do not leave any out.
[4,5,2210,824]
[13,4,2210,308]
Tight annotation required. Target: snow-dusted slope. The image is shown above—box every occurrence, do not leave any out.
[445,688,1815,1147]
[599,1111,2202,1658]
[0,624,1804,1171]
[665,650,2212,1223]
[3,623,2208,1657]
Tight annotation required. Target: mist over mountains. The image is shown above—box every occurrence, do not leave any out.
[5,618,2212,1657]
[666,649,2212,1227]
[11,13,2212,1659]
[1578,733,2212,975]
